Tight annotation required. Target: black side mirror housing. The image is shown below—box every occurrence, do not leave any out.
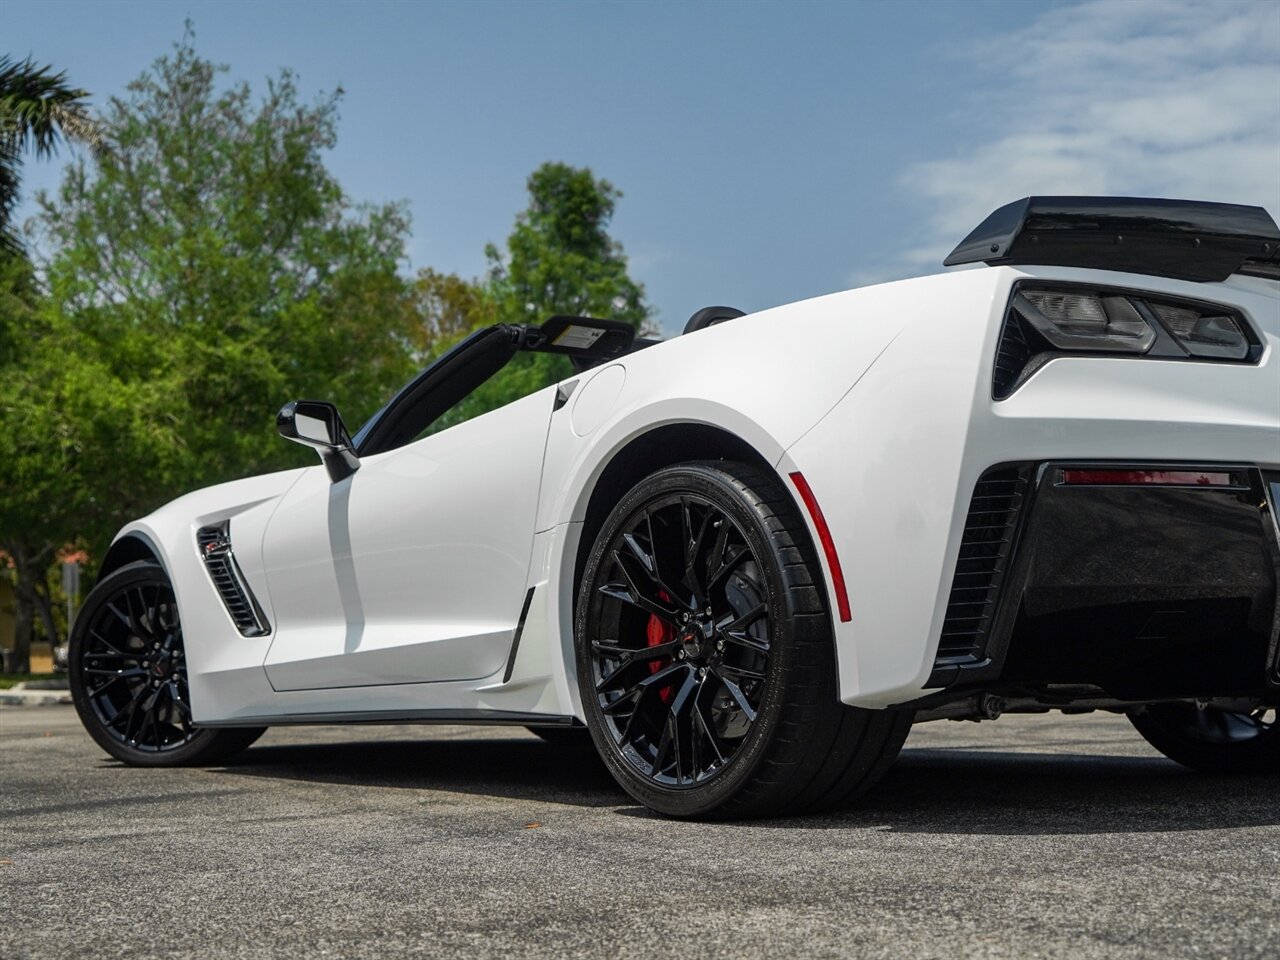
[277,400,360,483]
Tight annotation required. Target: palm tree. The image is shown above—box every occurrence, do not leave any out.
[0,55,102,254]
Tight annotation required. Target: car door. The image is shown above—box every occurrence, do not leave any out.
[259,341,555,691]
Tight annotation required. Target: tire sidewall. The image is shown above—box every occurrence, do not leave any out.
[574,462,816,817]
[1130,704,1280,774]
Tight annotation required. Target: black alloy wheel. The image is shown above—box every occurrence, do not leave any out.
[70,560,265,766]
[576,461,912,819]
[1130,701,1280,774]
[588,491,770,788]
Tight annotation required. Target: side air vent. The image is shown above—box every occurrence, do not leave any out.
[935,465,1031,662]
[196,522,271,637]
[992,309,1034,400]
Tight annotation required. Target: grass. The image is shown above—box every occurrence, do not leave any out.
[0,673,60,690]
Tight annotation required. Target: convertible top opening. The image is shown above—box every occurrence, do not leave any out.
[355,315,657,455]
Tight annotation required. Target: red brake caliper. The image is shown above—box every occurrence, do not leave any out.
[648,591,676,703]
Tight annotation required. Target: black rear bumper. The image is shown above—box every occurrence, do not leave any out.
[928,462,1280,701]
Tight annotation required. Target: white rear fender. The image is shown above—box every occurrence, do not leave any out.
[533,269,1008,718]
[780,271,1005,708]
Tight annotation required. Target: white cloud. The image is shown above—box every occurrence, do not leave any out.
[865,0,1280,284]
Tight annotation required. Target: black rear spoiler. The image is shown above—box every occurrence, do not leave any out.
[943,196,1280,282]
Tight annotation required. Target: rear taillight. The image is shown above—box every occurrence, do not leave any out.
[1017,289,1155,354]
[993,282,1260,399]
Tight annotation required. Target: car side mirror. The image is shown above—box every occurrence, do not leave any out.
[277,400,360,483]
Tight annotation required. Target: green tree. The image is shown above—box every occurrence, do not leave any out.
[0,31,417,669]
[0,55,103,669]
[0,54,102,254]
[35,31,417,483]
[406,267,496,362]
[0,296,177,670]
[485,162,651,330]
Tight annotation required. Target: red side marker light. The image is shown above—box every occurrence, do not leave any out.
[789,472,852,623]
[1060,469,1233,487]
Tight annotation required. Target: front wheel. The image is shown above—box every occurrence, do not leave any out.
[69,560,266,767]
[575,460,911,819]
[1129,702,1280,774]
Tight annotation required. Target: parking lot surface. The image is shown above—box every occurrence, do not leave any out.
[1,705,1276,959]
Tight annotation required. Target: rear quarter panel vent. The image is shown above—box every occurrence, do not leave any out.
[936,465,1033,663]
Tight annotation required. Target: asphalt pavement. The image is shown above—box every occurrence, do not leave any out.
[1,705,1277,959]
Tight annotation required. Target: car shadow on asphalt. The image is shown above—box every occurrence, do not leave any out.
[210,735,1280,834]
[818,747,1280,835]
[215,736,627,808]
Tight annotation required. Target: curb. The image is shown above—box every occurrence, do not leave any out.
[0,683,74,707]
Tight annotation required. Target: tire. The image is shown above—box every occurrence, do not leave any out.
[69,560,267,767]
[1129,702,1280,775]
[575,460,912,819]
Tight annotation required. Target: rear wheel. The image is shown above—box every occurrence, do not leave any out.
[1129,702,1280,774]
[575,461,911,819]
[69,560,266,767]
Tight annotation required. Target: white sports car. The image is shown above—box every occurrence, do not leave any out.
[70,196,1280,819]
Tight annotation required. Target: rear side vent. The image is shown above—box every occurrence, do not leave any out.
[992,310,1034,400]
[196,522,271,637]
[936,465,1032,662]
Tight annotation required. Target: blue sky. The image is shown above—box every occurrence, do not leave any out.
[8,0,1279,333]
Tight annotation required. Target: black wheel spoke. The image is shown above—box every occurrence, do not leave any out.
[167,682,192,719]
[722,629,769,655]
[717,662,767,682]
[651,714,675,776]
[595,641,680,692]
[707,545,749,594]
[715,672,759,724]
[591,640,647,658]
[605,661,684,716]
[88,630,134,659]
[621,531,658,578]
[666,670,699,783]
[693,683,727,767]
[605,547,684,625]
[89,675,129,697]
[105,601,135,634]
[144,701,162,749]
[84,667,147,678]
[682,498,712,606]
[616,546,679,611]
[720,602,767,634]
[119,685,148,740]
[704,521,730,592]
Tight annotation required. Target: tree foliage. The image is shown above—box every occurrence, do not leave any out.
[35,33,417,488]
[406,267,496,361]
[1,33,417,668]
[486,162,650,330]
